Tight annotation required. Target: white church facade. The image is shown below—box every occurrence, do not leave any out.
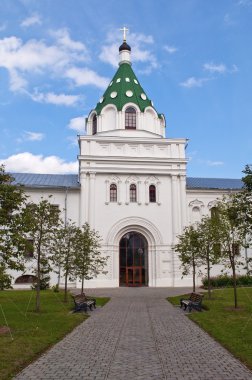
[11,35,247,289]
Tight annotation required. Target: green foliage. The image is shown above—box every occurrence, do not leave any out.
[0,264,12,290]
[73,223,108,293]
[51,221,79,301]
[202,274,252,288]
[51,284,59,292]
[0,165,28,272]
[22,198,61,311]
[242,164,252,192]
[175,225,203,291]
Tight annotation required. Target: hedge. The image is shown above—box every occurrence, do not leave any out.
[202,274,252,288]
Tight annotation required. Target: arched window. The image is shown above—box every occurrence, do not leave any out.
[130,184,137,202]
[149,185,156,203]
[110,184,117,202]
[92,115,97,135]
[15,275,37,284]
[125,107,136,129]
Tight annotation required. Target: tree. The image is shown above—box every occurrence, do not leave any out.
[0,165,28,286]
[73,223,107,293]
[175,225,203,292]
[22,198,60,312]
[197,214,222,299]
[242,164,252,192]
[51,221,79,302]
[216,195,246,308]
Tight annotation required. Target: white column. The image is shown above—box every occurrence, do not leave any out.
[89,172,96,228]
[105,180,109,205]
[171,175,179,243]
[80,172,88,227]
[125,180,129,205]
[137,180,141,205]
[180,175,187,229]
[145,180,149,205]
[118,180,122,205]
[156,181,161,205]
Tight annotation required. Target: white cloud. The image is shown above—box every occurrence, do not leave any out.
[0,31,93,93]
[66,67,109,89]
[207,160,224,166]
[180,77,209,88]
[21,14,42,28]
[68,116,86,133]
[0,152,78,174]
[99,43,118,67]
[24,131,44,141]
[163,45,178,54]
[50,28,88,53]
[204,63,227,74]
[31,91,82,106]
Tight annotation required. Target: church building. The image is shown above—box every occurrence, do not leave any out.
[11,33,245,288]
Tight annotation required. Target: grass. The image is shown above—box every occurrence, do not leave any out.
[168,287,252,370]
[0,290,110,380]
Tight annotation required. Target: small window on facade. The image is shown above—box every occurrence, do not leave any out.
[92,115,97,135]
[110,184,117,202]
[149,185,156,203]
[15,275,37,284]
[232,243,240,256]
[125,107,136,129]
[130,184,137,202]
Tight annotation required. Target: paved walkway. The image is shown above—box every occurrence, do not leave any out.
[15,288,252,380]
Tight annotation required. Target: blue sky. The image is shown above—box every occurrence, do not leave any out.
[0,0,251,178]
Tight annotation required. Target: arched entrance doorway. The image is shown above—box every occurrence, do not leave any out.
[119,232,148,287]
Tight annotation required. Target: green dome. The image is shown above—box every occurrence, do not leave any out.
[95,63,156,115]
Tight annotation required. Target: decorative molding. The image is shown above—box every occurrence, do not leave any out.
[106,216,163,246]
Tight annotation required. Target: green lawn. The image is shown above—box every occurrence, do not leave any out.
[0,290,109,380]
[168,287,252,370]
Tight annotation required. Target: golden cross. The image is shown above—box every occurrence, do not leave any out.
[120,26,129,42]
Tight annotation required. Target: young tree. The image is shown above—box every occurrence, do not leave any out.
[198,214,222,299]
[0,165,28,287]
[242,164,252,192]
[51,221,79,302]
[73,223,107,293]
[217,195,246,308]
[175,224,203,292]
[22,198,60,312]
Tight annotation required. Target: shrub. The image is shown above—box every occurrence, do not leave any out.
[0,265,12,290]
[202,274,252,288]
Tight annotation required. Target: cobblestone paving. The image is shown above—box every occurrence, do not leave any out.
[15,287,252,380]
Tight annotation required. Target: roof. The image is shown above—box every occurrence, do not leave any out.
[10,173,243,191]
[11,173,80,189]
[187,177,243,190]
[94,62,159,116]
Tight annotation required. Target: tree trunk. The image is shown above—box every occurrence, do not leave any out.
[36,249,41,313]
[232,261,238,308]
[207,250,211,299]
[81,276,84,294]
[64,270,68,303]
[192,258,196,292]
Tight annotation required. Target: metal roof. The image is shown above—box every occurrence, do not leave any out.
[10,173,243,191]
[186,177,243,190]
[11,173,80,189]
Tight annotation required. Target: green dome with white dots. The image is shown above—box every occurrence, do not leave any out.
[95,40,159,116]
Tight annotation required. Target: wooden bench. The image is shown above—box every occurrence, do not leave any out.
[180,292,203,312]
[72,293,96,313]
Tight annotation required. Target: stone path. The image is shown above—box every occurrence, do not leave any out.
[15,287,252,380]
